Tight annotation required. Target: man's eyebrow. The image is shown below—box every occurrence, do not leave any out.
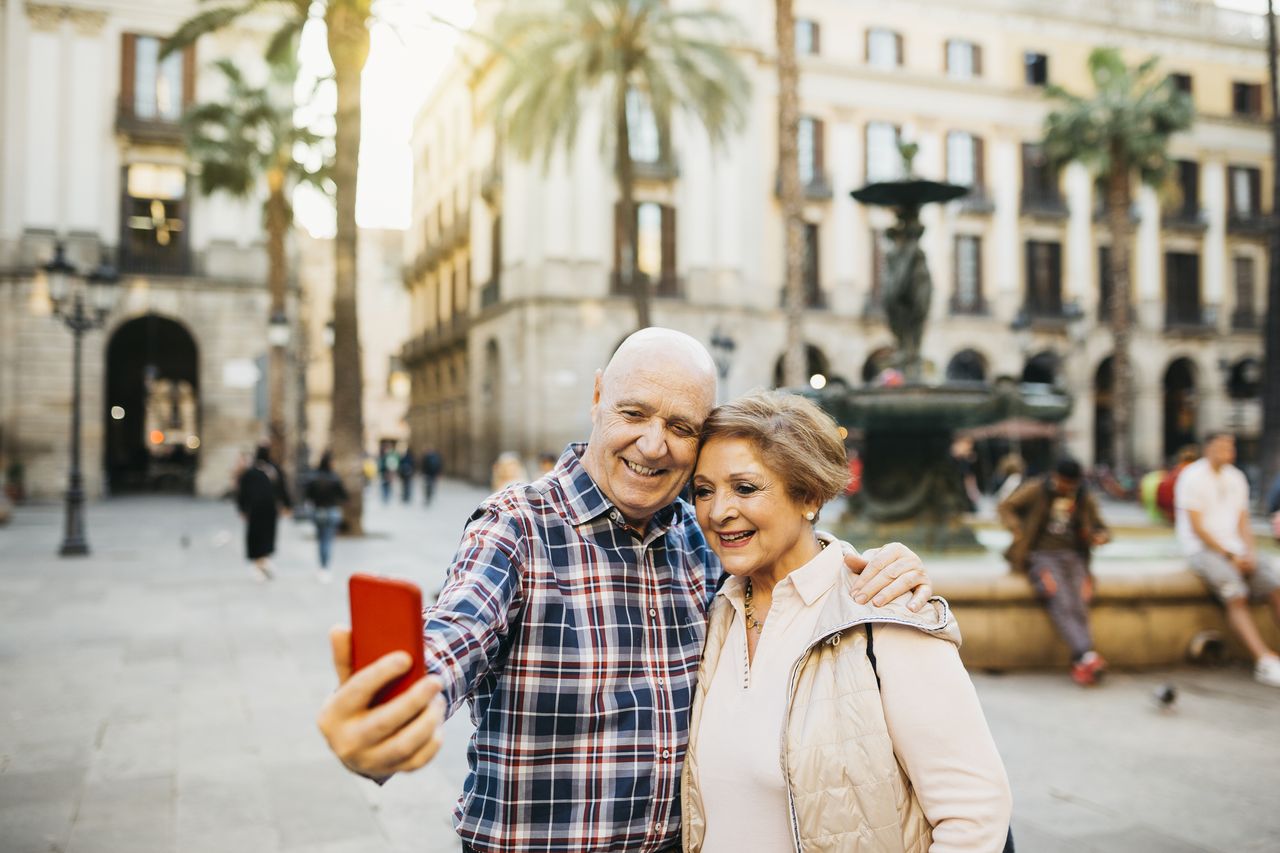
[613,399,652,412]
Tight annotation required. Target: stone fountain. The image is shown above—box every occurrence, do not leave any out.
[809,144,1071,551]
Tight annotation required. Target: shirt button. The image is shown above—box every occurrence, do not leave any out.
[648,608,657,618]
[656,678,664,686]
[661,749,671,759]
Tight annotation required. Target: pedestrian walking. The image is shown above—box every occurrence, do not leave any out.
[421,447,444,504]
[398,447,416,504]
[236,444,291,581]
[999,457,1111,686]
[305,451,348,584]
[1175,431,1280,687]
[377,444,398,505]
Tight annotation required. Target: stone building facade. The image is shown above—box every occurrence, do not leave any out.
[0,1,293,501]
[404,0,1271,483]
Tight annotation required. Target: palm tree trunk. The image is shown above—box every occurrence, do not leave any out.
[615,82,649,330]
[776,0,806,388]
[265,175,289,471]
[328,3,370,534]
[1260,0,1280,503]
[1105,152,1135,478]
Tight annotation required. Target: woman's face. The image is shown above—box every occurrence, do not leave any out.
[692,436,817,580]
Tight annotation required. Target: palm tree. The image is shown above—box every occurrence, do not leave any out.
[1261,0,1280,504]
[1042,47,1192,479]
[775,0,806,389]
[489,0,750,331]
[165,0,372,532]
[184,57,332,472]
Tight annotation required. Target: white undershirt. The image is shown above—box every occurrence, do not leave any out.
[694,544,1011,853]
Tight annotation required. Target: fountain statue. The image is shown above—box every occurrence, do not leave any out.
[807,143,1071,551]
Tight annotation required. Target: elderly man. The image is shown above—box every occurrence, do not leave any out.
[318,328,935,853]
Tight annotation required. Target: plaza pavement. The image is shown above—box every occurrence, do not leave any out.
[1,480,1278,852]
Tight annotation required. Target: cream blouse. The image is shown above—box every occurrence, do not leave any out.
[693,543,1011,852]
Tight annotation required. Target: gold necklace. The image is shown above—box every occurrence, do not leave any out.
[744,578,764,635]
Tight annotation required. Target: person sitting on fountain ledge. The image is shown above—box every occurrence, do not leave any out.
[998,457,1112,686]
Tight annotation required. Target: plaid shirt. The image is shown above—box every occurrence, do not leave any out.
[424,444,720,853]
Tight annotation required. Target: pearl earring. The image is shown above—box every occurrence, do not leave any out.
[804,510,816,521]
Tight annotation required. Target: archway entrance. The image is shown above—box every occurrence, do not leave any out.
[1021,350,1059,385]
[1163,357,1198,461]
[1094,357,1114,468]
[773,344,832,389]
[104,314,199,493]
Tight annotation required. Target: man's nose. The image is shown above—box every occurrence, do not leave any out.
[636,420,667,458]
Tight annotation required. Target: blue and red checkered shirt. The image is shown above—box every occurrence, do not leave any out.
[424,444,719,853]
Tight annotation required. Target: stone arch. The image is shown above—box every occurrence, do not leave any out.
[1021,350,1059,385]
[861,346,895,384]
[773,344,832,389]
[104,313,200,494]
[1163,357,1198,462]
[945,348,988,383]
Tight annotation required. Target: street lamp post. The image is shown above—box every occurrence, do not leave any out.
[44,242,119,556]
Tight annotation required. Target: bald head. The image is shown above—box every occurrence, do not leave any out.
[582,328,718,526]
[601,328,718,395]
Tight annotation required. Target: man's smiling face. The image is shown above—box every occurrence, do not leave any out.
[582,330,717,528]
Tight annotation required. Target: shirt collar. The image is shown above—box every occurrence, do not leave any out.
[716,538,840,607]
[551,443,681,536]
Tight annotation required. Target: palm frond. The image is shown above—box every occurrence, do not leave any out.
[162,3,257,58]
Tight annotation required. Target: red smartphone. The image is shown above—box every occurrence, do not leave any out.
[348,573,426,707]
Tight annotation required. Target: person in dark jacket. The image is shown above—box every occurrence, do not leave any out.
[998,457,1111,686]
[305,451,349,583]
[236,444,292,581]
[398,447,416,504]
[421,447,444,505]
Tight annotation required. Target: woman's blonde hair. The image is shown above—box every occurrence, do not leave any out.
[699,389,849,512]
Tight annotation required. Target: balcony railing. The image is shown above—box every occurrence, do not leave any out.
[1020,190,1068,219]
[118,244,192,276]
[115,101,185,145]
[611,271,681,299]
[955,187,995,215]
[949,294,990,316]
[1165,304,1211,332]
[774,171,835,201]
[633,155,680,182]
[1162,206,1208,231]
[479,277,501,309]
[1227,211,1271,236]
[1231,307,1260,331]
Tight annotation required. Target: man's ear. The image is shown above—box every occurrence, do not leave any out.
[590,369,604,419]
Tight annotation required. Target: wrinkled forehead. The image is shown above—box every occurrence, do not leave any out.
[602,356,716,420]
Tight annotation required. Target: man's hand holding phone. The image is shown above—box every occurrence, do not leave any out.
[316,574,447,779]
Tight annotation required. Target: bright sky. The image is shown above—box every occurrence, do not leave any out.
[294,0,1268,236]
[294,0,475,237]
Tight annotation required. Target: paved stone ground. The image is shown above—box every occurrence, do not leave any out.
[1,482,1278,852]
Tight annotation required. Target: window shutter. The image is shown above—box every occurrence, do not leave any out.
[1227,167,1237,215]
[182,44,196,107]
[813,118,825,177]
[812,22,821,55]
[975,236,984,307]
[974,136,986,189]
[894,33,904,66]
[121,33,136,112]
[1024,242,1035,311]
[973,44,983,76]
[1250,168,1262,215]
[661,205,677,286]
[1252,83,1263,116]
[1050,242,1062,312]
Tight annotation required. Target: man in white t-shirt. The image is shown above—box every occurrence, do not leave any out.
[1174,431,1280,688]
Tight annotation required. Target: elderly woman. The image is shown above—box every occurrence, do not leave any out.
[682,390,1011,852]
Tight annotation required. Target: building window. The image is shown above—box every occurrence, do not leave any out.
[1165,252,1202,327]
[1024,240,1062,318]
[946,131,984,189]
[953,235,983,314]
[795,19,820,55]
[1169,73,1192,95]
[803,223,823,308]
[1228,165,1262,219]
[866,122,902,183]
[1021,143,1062,210]
[1232,257,1257,329]
[1098,246,1114,322]
[615,201,677,295]
[866,28,902,69]
[797,116,825,185]
[122,34,190,122]
[1232,81,1263,118]
[120,163,189,274]
[626,89,661,164]
[1024,51,1049,86]
[1166,159,1201,222]
[945,39,981,79]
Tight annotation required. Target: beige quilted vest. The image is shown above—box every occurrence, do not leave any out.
[681,570,960,853]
